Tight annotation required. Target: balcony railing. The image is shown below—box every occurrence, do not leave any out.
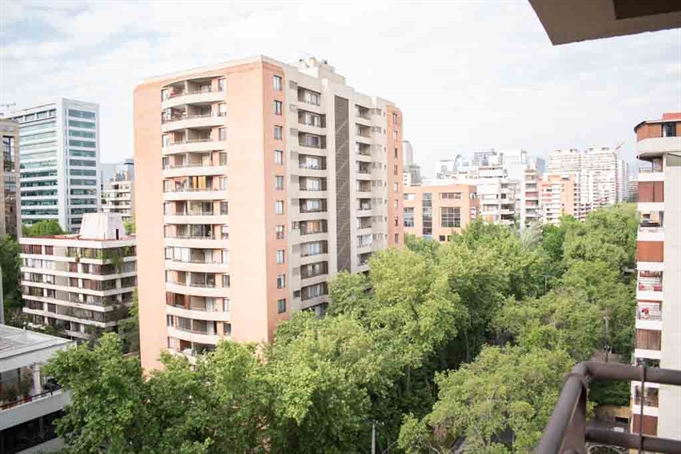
[637,307,662,321]
[166,87,222,99]
[537,362,681,454]
[162,112,226,124]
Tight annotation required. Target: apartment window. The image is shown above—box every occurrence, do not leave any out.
[274,100,283,115]
[220,202,229,215]
[273,75,283,91]
[275,176,284,191]
[275,200,284,214]
[274,125,283,140]
[394,148,398,159]
[394,165,398,176]
[222,275,231,288]
[404,207,415,227]
[303,90,320,106]
[404,193,415,201]
[662,122,677,137]
[440,207,461,228]
[394,233,399,244]
[217,78,226,91]
[393,112,398,123]
[394,199,399,209]
[276,250,285,264]
[393,182,398,193]
[218,103,227,116]
[439,235,446,242]
[275,150,284,165]
[276,225,285,239]
[422,193,433,236]
[277,274,286,289]
[440,192,462,200]
[219,127,227,141]
[277,298,287,314]
[393,130,398,140]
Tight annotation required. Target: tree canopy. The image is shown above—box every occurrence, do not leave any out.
[22,220,65,237]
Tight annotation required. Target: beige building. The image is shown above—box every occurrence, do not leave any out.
[1,119,20,237]
[631,112,681,440]
[403,183,478,242]
[538,174,577,225]
[102,170,134,223]
[20,213,136,341]
[134,56,404,369]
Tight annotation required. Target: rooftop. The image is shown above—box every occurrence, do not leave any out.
[0,325,72,373]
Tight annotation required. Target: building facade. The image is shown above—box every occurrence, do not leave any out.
[134,56,403,369]
[102,159,135,223]
[538,174,577,225]
[20,213,136,341]
[0,324,73,454]
[1,119,20,237]
[403,183,478,242]
[631,112,681,440]
[8,99,101,233]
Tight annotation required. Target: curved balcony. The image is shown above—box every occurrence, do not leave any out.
[165,258,229,273]
[166,304,230,322]
[163,165,227,178]
[164,213,229,225]
[167,326,220,345]
[162,89,225,110]
[166,281,229,298]
[164,236,228,249]
[163,139,226,155]
[163,188,228,202]
[162,113,226,133]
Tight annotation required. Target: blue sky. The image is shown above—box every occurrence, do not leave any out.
[1,0,680,177]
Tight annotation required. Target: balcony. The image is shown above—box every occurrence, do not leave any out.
[166,304,230,322]
[164,234,227,249]
[163,186,228,202]
[163,139,226,155]
[164,211,229,225]
[636,303,662,331]
[167,326,220,345]
[163,162,227,178]
[162,113,226,134]
[0,387,71,432]
[161,87,225,110]
[165,258,228,273]
[165,280,227,298]
[637,272,663,301]
[538,362,681,454]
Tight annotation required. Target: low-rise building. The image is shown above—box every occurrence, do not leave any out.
[20,213,136,341]
[0,324,73,454]
[403,183,478,242]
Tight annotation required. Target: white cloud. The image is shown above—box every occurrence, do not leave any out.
[1,0,680,175]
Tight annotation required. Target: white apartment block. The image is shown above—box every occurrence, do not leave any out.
[9,99,101,233]
[616,158,630,202]
[20,213,136,341]
[102,159,135,223]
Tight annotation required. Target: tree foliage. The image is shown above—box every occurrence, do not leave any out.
[22,220,65,237]
[0,235,22,322]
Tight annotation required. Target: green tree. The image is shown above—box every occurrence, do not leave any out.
[23,220,65,237]
[118,290,140,354]
[398,346,573,454]
[124,220,136,235]
[0,235,22,323]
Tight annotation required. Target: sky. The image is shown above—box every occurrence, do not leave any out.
[1,0,680,178]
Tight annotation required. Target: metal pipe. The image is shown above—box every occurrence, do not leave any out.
[586,428,681,454]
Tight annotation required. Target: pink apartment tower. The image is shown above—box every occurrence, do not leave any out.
[134,56,404,370]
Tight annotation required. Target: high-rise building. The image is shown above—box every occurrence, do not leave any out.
[134,56,403,369]
[472,149,501,167]
[20,213,136,341]
[434,159,458,180]
[629,175,638,202]
[8,99,101,233]
[520,167,540,227]
[631,112,680,440]
[403,140,414,166]
[1,119,20,237]
[616,158,630,202]
[403,183,478,242]
[538,174,577,225]
[102,159,135,223]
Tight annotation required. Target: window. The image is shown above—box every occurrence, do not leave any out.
[394,148,398,159]
[276,250,285,264]
[440,192,462,200]
[404,193,415,201]
[394,165,398,176]
[68,109,96,119]
[222,275,231,288]
[277,274,286,289]
[393,182,398,193]
[220,202,229,215]
[393,112,398,123]
[219,127,227,141]
[662,122,677,137]
[273,75,283,91]
[404,207,415,227]
[217,78,226,91]
[276,225,285,239]
[439,235,446,242]
[275,176,284,190]
[274,100,283,115]
[277,298,287,314]
[393,130,398,140]
[394,233,399,244]
[440,207,461,228]
[274,125,283,140]
[275,200,284,214]
[275,150,284,165]
[303,90,320,106]
[218,103,227,116]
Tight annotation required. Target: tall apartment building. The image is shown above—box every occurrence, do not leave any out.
[102,159,135,223]
[1,119,20,237]
[616,158,630,202]
[538,174,577,225]
[403,183,478,242]
[520,167,540,227]
[20,213,136,341]
[629,175,638,202]
[403,140,414,166]
[8,99,101,233]
[134,56,403,369]
[631,112,680,440]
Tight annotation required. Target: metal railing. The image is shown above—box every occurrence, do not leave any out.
[537,361,681,454]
